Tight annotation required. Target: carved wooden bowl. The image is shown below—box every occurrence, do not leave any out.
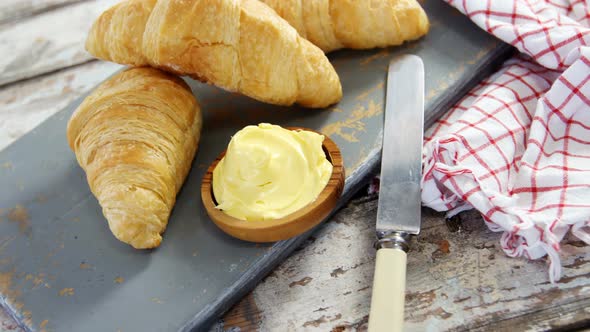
[201,128,345,243]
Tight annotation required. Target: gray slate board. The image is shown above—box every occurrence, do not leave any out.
[0,1,513,331]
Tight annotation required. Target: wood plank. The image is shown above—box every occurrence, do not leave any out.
[0,61,122,151]
[221,293,262,332]
[0,0,87,25]
[0,59,115,332]
[0,307,20,332]
[0,0,119,86]
[467,297,590,332]
[219,197,590,331]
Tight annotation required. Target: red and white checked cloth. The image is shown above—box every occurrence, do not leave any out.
[422,0,590,282]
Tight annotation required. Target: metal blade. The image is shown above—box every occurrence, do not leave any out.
[376,55,425,235]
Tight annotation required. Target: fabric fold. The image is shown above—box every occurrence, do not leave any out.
[422,0,590,282]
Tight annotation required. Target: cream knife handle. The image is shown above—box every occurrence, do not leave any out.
[368,248,407,332]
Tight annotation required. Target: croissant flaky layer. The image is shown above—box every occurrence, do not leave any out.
[86,0,342,108]
[260,0,429,52]
[67,67,202,249]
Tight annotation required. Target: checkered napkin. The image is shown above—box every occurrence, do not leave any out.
[422,0,590,282]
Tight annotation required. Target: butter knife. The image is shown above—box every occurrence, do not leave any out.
[368,55,425,332]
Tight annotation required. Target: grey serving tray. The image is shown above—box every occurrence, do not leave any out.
[0,1,513,331]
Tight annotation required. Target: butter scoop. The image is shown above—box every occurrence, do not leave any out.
[212,123,333,221]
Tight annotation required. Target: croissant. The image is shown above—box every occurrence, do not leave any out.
[67,67,202,249]
[85,0,156,66]
[259,0,430,52]
[86,0,342,108]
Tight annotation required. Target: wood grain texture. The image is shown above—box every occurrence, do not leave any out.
[0,0,119,86]
[0,61,122,151]
[202,129,345,243]
[0,309,19,332]
[0,0,86,24]
[218,197,590,331]
[221,293,262,331]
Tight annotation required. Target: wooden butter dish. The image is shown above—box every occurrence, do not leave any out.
[201,127,344,243]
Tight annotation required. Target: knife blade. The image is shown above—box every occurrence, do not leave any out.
[368,55,425,332]
[377,54,424,237]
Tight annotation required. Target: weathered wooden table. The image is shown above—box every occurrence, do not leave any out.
[1,1,589,331]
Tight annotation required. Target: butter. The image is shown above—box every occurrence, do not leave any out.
[212,123,333,221]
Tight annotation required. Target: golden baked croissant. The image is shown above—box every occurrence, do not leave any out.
[67,67,202,249]
[86,0,342,108]
[86,0,156,66]
[259,0,429,52]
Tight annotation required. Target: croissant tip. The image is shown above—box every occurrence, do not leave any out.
[129,234,163,249]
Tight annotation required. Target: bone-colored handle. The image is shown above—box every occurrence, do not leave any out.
[368,248,407,332]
